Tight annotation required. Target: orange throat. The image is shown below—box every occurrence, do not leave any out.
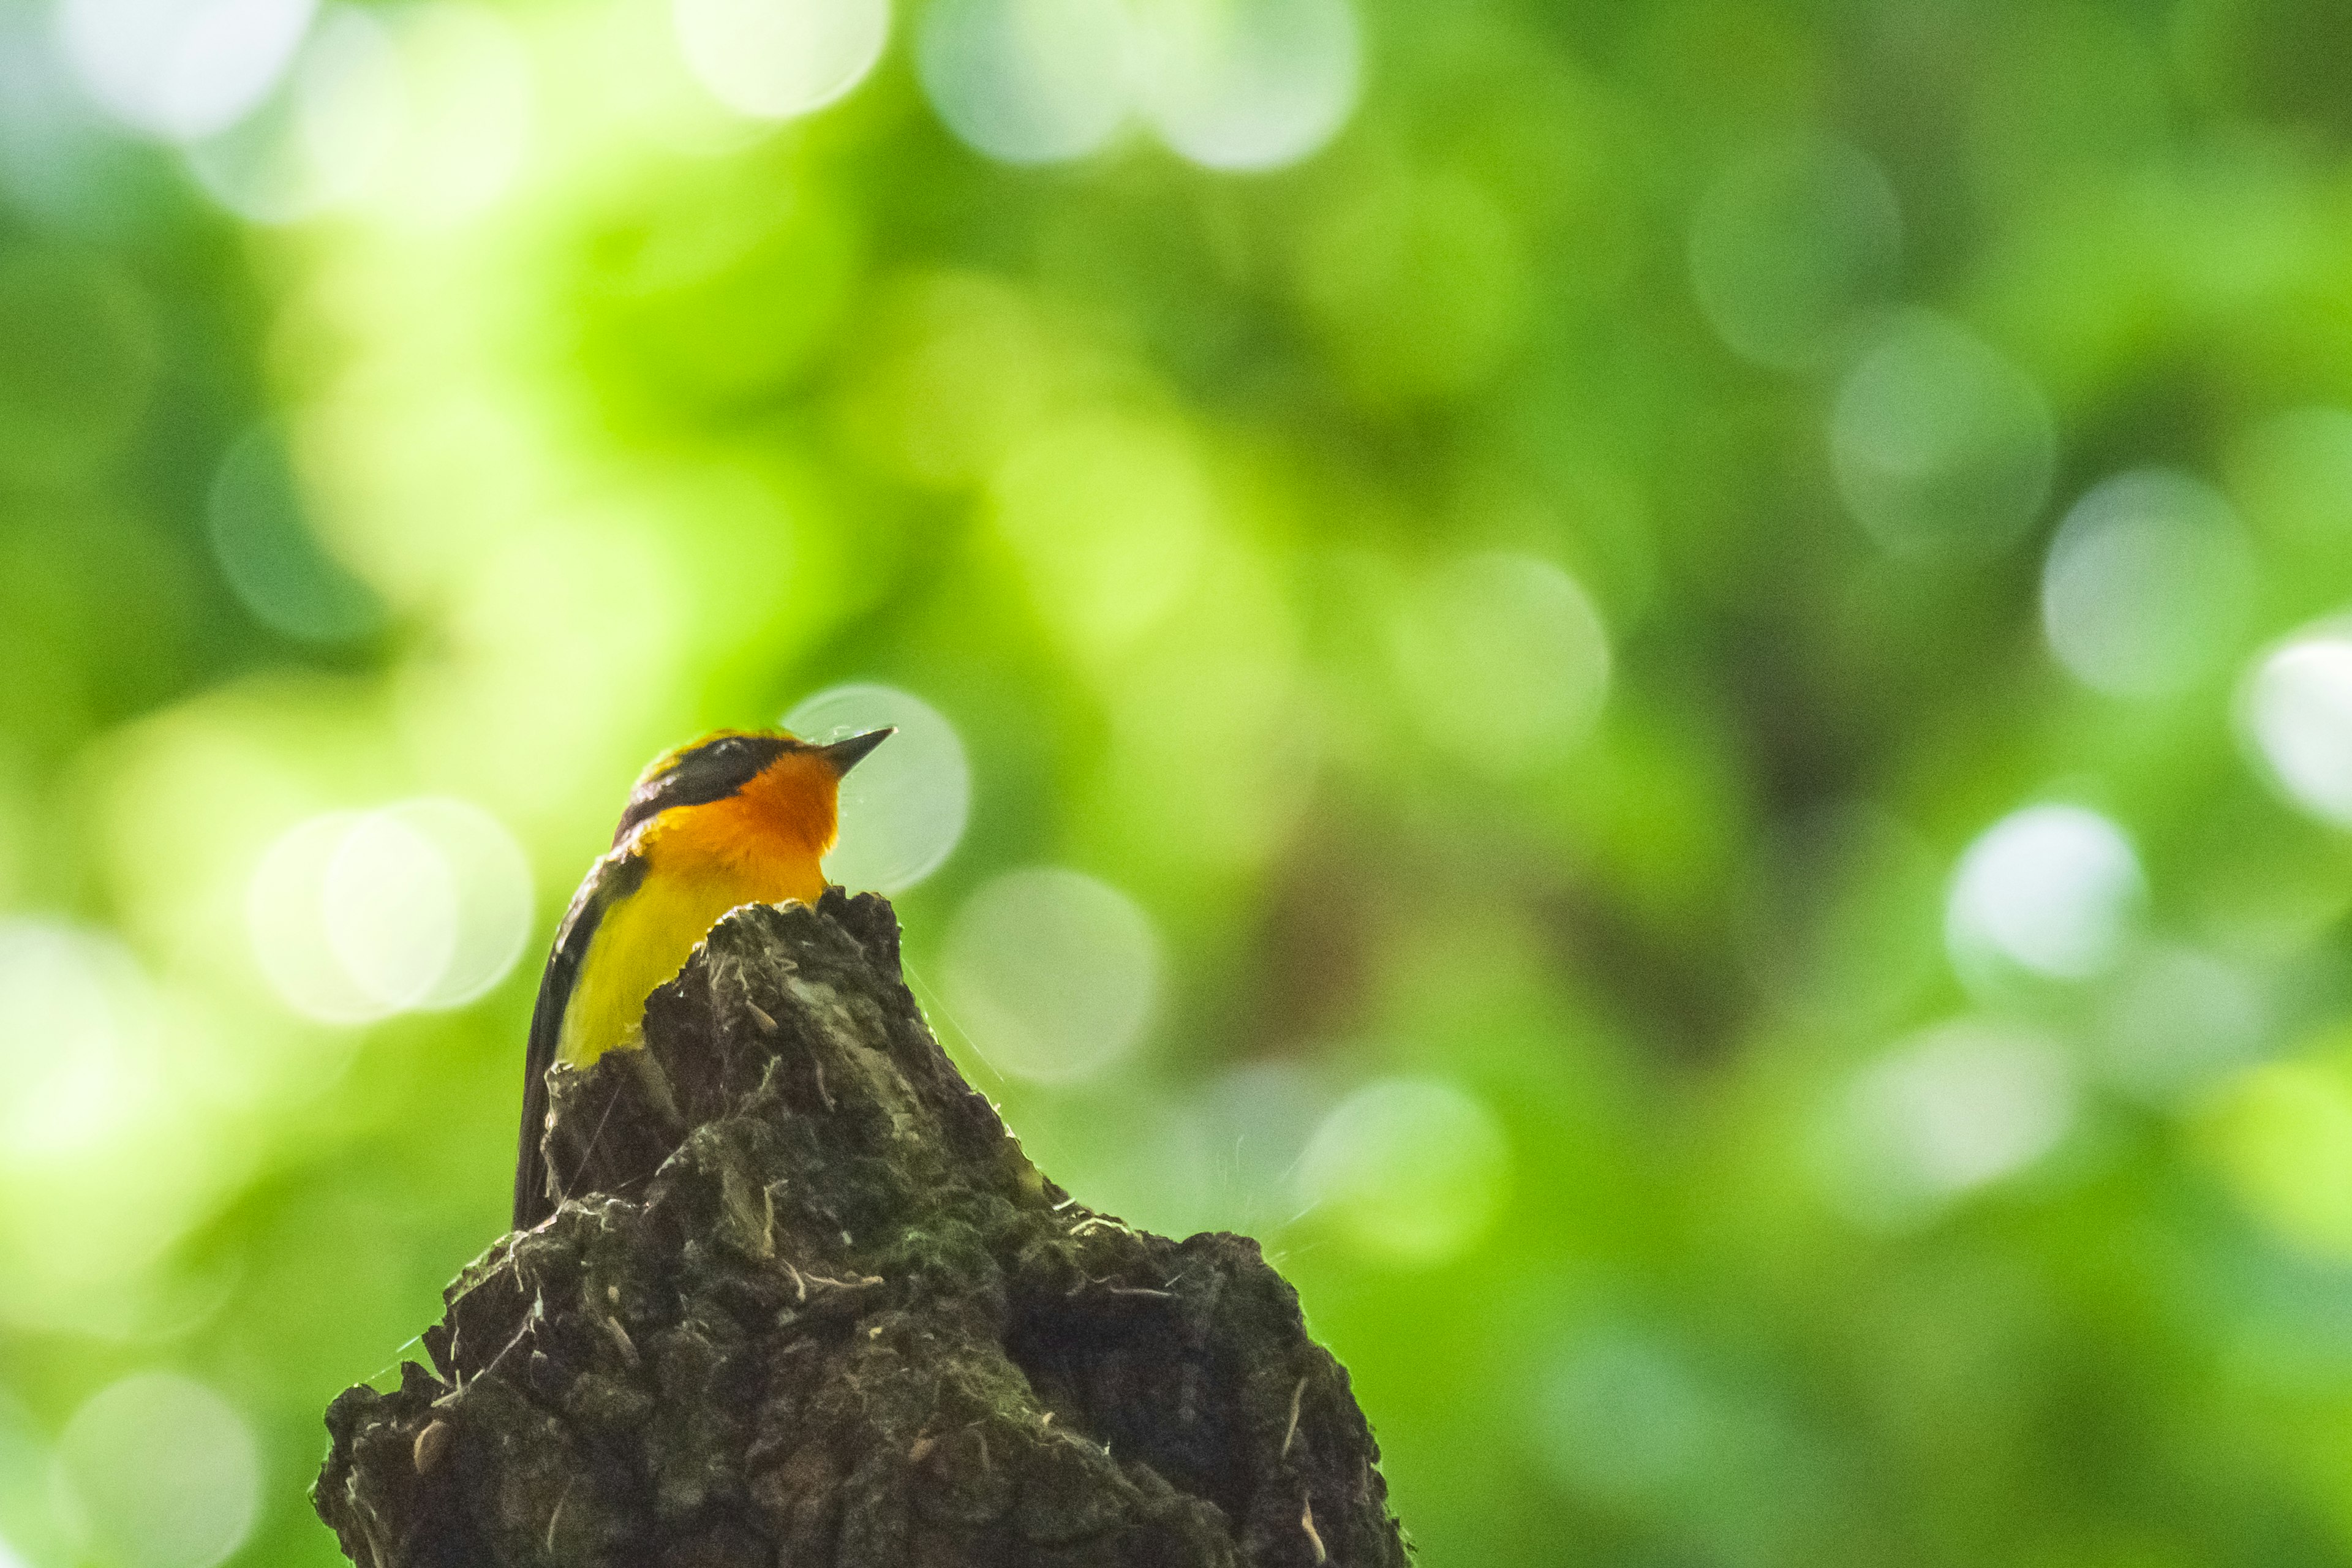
[555,755,842,1068]
[641,748,840,891]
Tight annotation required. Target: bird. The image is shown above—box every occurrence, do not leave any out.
[512,724,893,1229]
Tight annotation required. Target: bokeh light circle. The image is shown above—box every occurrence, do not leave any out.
[671,0,889,120]
[1946,804,2142,983]
[2244,629,2352,828]
[206,419,383,644]
[247,798,533,1023]
[368,3,533,228]
[990,413,1214,660]
[2041,469,2255,698]
[2098,944,2266,1102]
[1196,1059,1328,1229]
[53,1373,259,1568]
[1138,0,1360,172]
[1297,172,1531,404]
[1392,551,1611,774]
[392,798,537,1006]
[1298,1075,1509,1266]
[1827,1018,2073,1229]
[1689,135,1901,371]
[58,0,317,142]
[249,811,372,1023]
[918,0,1131,165]
[786,683,970,892]
[183,4,405,225]
[0,921,156,1159]
[323,810,459,1010]
[2203,1058,2352,1261]
[1531,1327,1717,1504]
[940,867,1158,1083]
[1830,311,2056,560]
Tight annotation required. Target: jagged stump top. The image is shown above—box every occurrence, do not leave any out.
[315,889,1408,1568]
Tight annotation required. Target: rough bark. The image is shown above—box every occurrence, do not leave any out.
[314,889,1409,1567]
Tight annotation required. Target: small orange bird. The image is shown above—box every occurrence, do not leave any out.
[512,725,892,1229]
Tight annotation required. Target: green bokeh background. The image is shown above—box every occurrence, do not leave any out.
[12,1,2352,1564]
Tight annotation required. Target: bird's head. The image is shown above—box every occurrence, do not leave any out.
[612,725,894,855]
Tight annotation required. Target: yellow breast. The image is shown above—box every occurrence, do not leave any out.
[556,812,827,1067]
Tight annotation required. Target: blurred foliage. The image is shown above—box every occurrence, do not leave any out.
[15,1,2352,1565]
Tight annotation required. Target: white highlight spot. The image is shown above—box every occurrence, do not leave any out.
[918,0,1131,165]
[1830,311,2055,560]
[1392,551,1611,774]
[1947,804,2142,984]
[53,1373,259,1568]
[1298,1075,1508,1266]
[671,0,888,120]
[2244,630,2352,828]
[2042,469,2255,698]
[0,921,156,1159]
[1138,0,1360,172]
[786,683,970,893]
[1828,1018,2073,1228]
[248,798,532,1023]
[58,0,316,142]
[941,867,1158,1084]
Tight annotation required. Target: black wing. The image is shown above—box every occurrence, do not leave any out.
[511,845,647,1230]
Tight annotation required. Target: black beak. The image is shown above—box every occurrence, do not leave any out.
[818,728,894,776]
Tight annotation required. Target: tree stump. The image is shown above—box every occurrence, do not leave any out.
[314,889,1409,1567]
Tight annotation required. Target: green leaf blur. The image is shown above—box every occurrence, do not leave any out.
[10,1,2352,1565]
